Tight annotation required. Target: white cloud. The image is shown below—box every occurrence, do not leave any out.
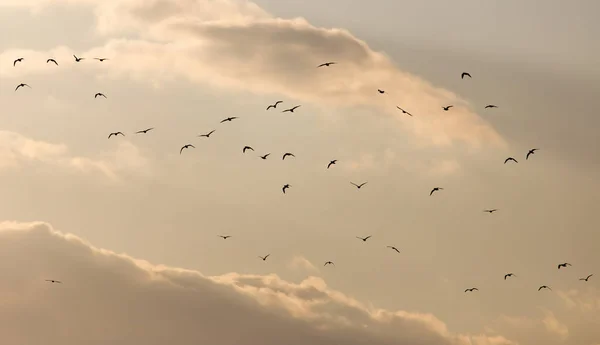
[0,220,517,345]
[542,310,569,340]
[288,255,320,273]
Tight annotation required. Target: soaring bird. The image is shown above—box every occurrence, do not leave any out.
[94,58,109,62]
[324,261,335,266]
[327,160,337,169]
[461,72,472,79]
[108,132,124,139]
[350,182,367,189]
[538,285,552,291]
[317,62,336,67]
[504,273,516,280]
[258,254,270,261]
[558,263,572,269]
[580,274,593,282]
[356,235,371,242]
[266,101,283,110]
[94,93,106,98]
[15,83,31,91]
[430,187,443,196]
[464,288,479,292]
[243,146,254,153]
[396,106,413,116]
[485,105,498,109]
[387,246,400,253]
[47,58,58,65]
[526,148,538,160]
[484,209,498,213]
[45,279,62,284]
[13,58,24,66]
[135,128,154,134]
[259,153,270,160]
[442,105,453,111]
[282,184,291,194]
[220,117,238,123]
[504,157,518,164]
[198,130,216,138]
[282,153,295,160]
[377,89,385,94]
[180,144,195,154]
[282,105,301,113]
[218,235,232,240]
[73,55,84,62]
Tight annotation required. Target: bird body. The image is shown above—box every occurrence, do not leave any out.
[356,236,371,242]
[324,261,335,266]
[220,117,238,123]
[243,146,254,153]
[13,58,24,66]
[485,105,498,109]
[350,182,367,189]
[282,184,291,194]
[504,157,518,164]
[430,187,443,196]
[396,106,413,116]
[95,93,106,98]
[260,153,270,160]
[47,58,58,65]
[15,83,31,91]
[387,246,400,253]
[526,148,538,160]
[484,209,498,213]
[94,58,109,62]
[557,263,572,269]
[465,288,479,292]
[504,273,515,280]
[218,235,231,240]
[282,105,301,113]
[108,132,124,139]
[327,160,337,169]
[180,144,195,154]
[317,62,336,68]
[580,274,593,281]
[258,254,270,261]
[282,153,295,160]
[266,101,283,110]
[443,105,453,111]
[199,130,216,138]
[538,285,551,291]
[45,279,62,284]
[135,128,154,134]
[377,89,385,94]
[73,55,84,62]
[461,72,472,79]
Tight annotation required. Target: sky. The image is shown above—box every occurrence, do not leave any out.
[0,0,599,344]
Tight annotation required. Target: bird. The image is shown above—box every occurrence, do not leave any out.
[107,132,124,139]
[579,274,593,282]
[485,105,498,109]
[461,72,472,79]
[396,106,413,116]
[430,187,443,196]
[135,128,154,134]
[327,160,337,169]
[46,58,58,65]
[538,285,552,291]
[15,83,31,91]
[180,144,195,154]
[258,254,270,261]
[558,263,572,269]
[350,182,367,189]
[356,235,371,242]
[94,93,106,98]
[13,58,24,66]
[259,153,270,160]
[266,101,283,110]
[387,246,400,253]
[282,184,291,194]
[324,261,335,266]
[504,157,518,164]
[526,148,538,160]
[442,105,453,111]
[220,117,238,123]
[243,146,254,153]
[377,89,385,94]
[218,235,231,240]
[282,153,295,160]
[282,105,301,113]
[198,130,216,138]
[45,279,62,284]
[94,58,109,62]
[483,209,498,213]
[464,288,479,292]
[504,273,516,280]
[317,62,336,67]
[73,55,84,62]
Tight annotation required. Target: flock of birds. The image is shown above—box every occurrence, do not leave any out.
[10,55,593,293]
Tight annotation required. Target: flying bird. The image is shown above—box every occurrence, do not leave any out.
[73,55,84,62]
[461,72,472,79]
[504,273,516,280]
[135,128,154,134]
[558,263,572,269]
[243,146,254,153]
[107,132,124,139]
[350,182,367,189]
[13,58,24,66]
[396,106,413,116]
[356,235,371,242]
[442,105,453,111]
[484,209,498,213]
[94,93,106,98]
[387,246,400,253]
[180,144,195,154]
[266,101,283,110]
[94,58,109,62]
[579,274,593,282]
[282,153,295,160]
[324,261,335,266]
[47,58,58,65]
[258,254,270,261]
[220,117,238,123]
[15,83,31,91]
[260,153,270,160]
[282,184,291,194]
[282,105,301,113]
[504,157,518,164]
[327,160,337,169]
[538,285,552,291]
[377,89,385,94]
[198,130,216,138]
[485,105,498,109]
[464,288,479,292]
[430,187,443,196]
[317,62,336,67]
[526,148,538,160]
[45,279,62,284]
[218,235,232,240]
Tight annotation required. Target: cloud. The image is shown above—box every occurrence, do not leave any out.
[288,256,320,273]
[0,0,505,149]
[0,220,517,345]
[542,310,569,340]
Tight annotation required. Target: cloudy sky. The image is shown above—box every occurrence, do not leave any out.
[0,0,599,344]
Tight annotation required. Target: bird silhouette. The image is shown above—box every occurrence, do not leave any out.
[327,160,337,169]
[135,128,154,134]
[442,105,453,111]
[282,153,295,160]
[282,184,291,194]
[461,72,472,79]
[579,274,593,281]
[558,263,572,269]
[243,146,254,153]
[45,279,62,284]
[13,58,24,66]
[430,187,443,196]
[387,246,400,253]
[218,235,232,240]
[94,93,106,98]
[377,89,385,94]
[46,58,58,65]
[317,62,336,68]
[504,273,516,280]
[15,83,31,91]
[73,55,84,62]
[259,153,270,160]
[108,132,124,139]
[220,117,238,123]
[356,235,371,242]
[282,105,301,113]
[180,144,195,154]
[324,261,335,266]
[485,105,498,109]
[526,148,538,160]
[504,157,518,164]
[396,106,413,116]
[198,130,216,138]
[538,285,552,291]
[484,209,498,213]
[350,182,367,189]
[258,254,270,261]
[266,101,283,110]
[94,58,109,62]
[464,288,479,292]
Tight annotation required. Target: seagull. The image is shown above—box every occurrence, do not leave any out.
[464,288,479,292]
[483,209,498,213]
[327,160,337,169]
[220,117,238,123]
[461,72,472,79]
[260,153,270,160]
[558,263,572,269]
[350,182,367,189]
[218,235,232,240]
[107,132,124,139]
[485,105,498,109]
[73,55,84,62]
[258,254,270,261]
[15,83,31,91]
[94,58,109,62]
[47,58,58,65]
[243,146,254,153]
[526,148,538,160]
[45,279,62,284]
[396,106,413,116]
[266,101,283,110]
[356,235,371,242]
[198,130,216,138]
[94,93,107,98]
[282,184,291,194]
[430,187,443,196]
[13,58,24,66]
[504,273,516,280]
[135,128,154,134]
[324,261,335,266]
[377,89,385,94]
[504,157,518,164]
[579,274,593,282]
[442,105,453,111]
[282,153,295,160]
[317,62,336,68]
[538,285,552,291]
[387,246,400,253]
[180,144,195,154]
[282,105,301,113]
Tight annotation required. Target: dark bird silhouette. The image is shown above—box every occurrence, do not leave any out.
[538,285,552,291]
[327,160,337,169]
[15,83,31,91]
[387,246,400,253]
[282,153,295,160]
[13,58,24,66]
[282,105,301,113]
[218,235,231,240]
[356,235,371,242]
[324,261,335,266]
[220,117,238,123]
[94,93,106,98]
[504,273,516,280]
[485,105,498,109]
[180,144,195,154]
[504,157,518,164]
[442,105,453,111]
[350,182,367,189]
[258,254,270,261]
[266,101,283,110]
[396,106,413,116]
[461,72,472,79]
[94,58,109,62]
[73,55,84,62]
[317,62,336,68]
[47,58,58,65]
[464,288,479,292]
[282,184,291,194]
[580,274,593,282]
[45,279,62,284]
[135,128,154,134]
[558,263,572,269]
[198,130,216,138]
[243,146,254,153]
[430,187,443,196]
[377,89,385,94]
[260,153,270,160]
[108,132,124,139]
[484,209,498,213]
[526,148,538,160]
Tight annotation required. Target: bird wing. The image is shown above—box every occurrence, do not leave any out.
[266,105,273,110]
[364,236,371,240]
[108,133,114,138]
[275,101,282,105]
[208,130,215,135]
[180,146,186,154]
[588,274,593,279]
[350,182,358,187]
[292,105,300,110]
[359,182,367,187]
[220,119,227,123]
[430,189,435,196]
